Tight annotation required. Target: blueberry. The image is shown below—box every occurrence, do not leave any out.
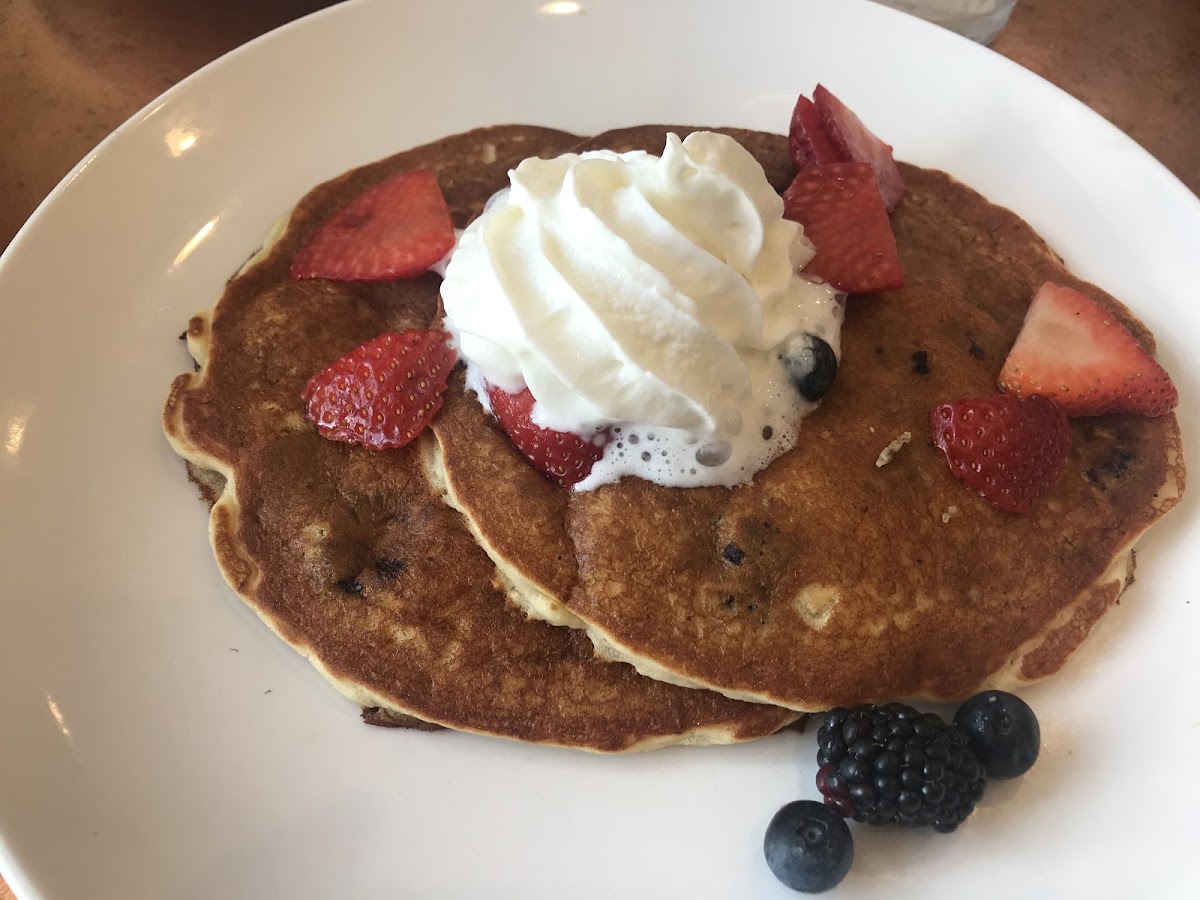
[781,333,838,401]
[763,800,853,893]
[954,690,1040,778]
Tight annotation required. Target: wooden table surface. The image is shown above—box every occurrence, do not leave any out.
[0,0,1197,895]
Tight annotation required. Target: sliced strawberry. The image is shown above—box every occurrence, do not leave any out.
[290,170,455,281]
[999,283,1178,417]
[302,330,456,449]
[812,84,906,211]
[486,385,608,488]
[782,162,905,294]
[930,394,1072,515]
[788,95,842,172]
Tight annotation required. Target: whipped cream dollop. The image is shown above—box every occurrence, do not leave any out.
[440,131,843,490]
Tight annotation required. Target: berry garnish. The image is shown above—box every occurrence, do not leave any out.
[788,95,842,173]
[763,800,854,893]
[786,86,906,211]
[290,169,455,281]
[486,385,608,488]
[812,85,907,212]
[816,702,986,833]
[302,330,456,449]
[782,162,905,295]
[780,332,839,402]
[954,691,1041,779]
[930,394,1072,515]
[999,282,1178,417]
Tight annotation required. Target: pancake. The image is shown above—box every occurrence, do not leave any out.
[432,125,1186,711]
[162,124,799,751]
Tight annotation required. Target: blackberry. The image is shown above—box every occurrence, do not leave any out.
[815,702,986,833]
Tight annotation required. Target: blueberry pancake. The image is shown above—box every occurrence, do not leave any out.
[162,125,800,751]
[431,126,1186,711]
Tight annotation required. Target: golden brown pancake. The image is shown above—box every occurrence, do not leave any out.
[432,126,1186,711]
[162,124,799,751]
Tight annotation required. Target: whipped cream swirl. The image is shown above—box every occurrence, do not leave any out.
[440,131,843,489]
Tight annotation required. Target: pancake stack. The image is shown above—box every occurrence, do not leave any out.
[164,123,1185,750]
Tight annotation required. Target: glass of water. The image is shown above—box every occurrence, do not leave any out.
[869,0,1018,45]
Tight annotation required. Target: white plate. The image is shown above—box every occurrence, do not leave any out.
[1,0,1197,897]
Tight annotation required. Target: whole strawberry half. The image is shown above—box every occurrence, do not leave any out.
[787,85,907,212]
[302,330,456,449]
[1000,282,1178,417]
[290,169,456,282]
[783,161,905,294]
[930,394,1072,515]
[486,385,608,488]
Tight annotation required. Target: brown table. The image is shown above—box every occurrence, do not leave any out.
[2,0,1198,257]
[0,0,1197,896]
